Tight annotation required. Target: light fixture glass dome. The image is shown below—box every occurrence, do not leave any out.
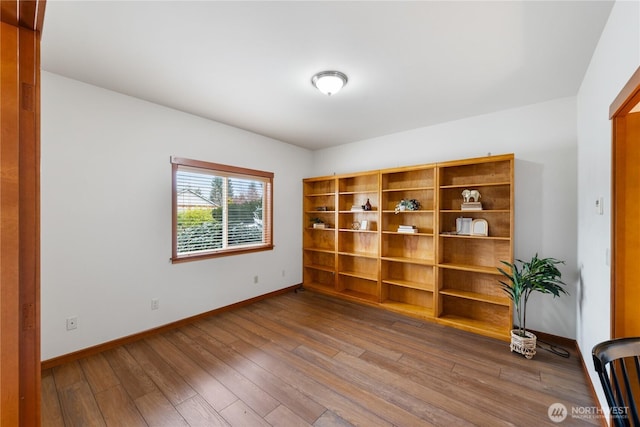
[311,71,348,96]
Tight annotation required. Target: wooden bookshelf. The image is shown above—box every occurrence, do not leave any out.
[302,154,514,340]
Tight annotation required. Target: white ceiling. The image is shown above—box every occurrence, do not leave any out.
[41,1,614,150]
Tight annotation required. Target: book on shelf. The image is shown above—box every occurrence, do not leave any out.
[461,202,483,211]
[397,225,418,233]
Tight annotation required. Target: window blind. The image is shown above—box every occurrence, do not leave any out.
[171,157,273,262]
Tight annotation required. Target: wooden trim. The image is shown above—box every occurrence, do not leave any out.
[610,66,640,118]
[171,156,275,263]
[611,116,623,339]
[611,68,640,339]
[0,1,19,26]
[436,153,514,168]
[18,25,41,427]
[0,0,46,32]
[528,329,576,351]
[1,21,22,427]
[41,284,301,370]
[171,156,274,179]
[0,9,43,425]
[171,161,178,260]
[171,243,274,263]
[305,154,512,183]
[19,0,46,33]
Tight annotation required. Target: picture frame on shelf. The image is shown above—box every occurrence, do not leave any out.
[456,217,472,235]
[360,220,369,230]
[470,219,488,236]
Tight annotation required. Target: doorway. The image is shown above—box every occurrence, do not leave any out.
[611,66,640,338]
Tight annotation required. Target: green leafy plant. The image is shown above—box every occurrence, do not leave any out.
[497,254,568,337]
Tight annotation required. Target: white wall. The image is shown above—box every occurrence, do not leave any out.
[576,0,640,413]
[41,72,312,360]
[312,97,579,339]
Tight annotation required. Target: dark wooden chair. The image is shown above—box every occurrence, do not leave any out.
[592,337,640,427]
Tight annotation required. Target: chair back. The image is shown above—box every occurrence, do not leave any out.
[592,337,640,427]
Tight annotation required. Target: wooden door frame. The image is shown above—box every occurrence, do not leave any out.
[610,66,640,338]
[0,1,45,426]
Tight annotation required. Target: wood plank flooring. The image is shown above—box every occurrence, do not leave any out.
[42,291,602,426]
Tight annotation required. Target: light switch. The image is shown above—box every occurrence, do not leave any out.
[595,197,604,215]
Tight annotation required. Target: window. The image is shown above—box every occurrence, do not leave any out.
[171,157,273,262]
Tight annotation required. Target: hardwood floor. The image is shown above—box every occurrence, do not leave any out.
[42,291,602,426]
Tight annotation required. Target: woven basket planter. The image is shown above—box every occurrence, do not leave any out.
[510,330,537,359]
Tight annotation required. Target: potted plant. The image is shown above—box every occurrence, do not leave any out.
[497,253,568,359]
[394,199,420,214]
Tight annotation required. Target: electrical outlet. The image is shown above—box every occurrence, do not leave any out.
[151,298,159,310]
[66,316,78,331]
[254,275,259,284]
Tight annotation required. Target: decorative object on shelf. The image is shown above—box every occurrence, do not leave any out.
[351,221,361,230]
[497,254,568,359]
[394,199,420,214]
[461,189,483,210]
[397,225,418,234]
[311,218,326,229]
[350,205,364,212]
[315,206,328,211]
[470,219,488,236]
[360,220,369,230]
[363,198,372,211]
[455,217,472,235]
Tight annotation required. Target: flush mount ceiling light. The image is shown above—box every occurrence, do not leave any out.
[311,71,348,96]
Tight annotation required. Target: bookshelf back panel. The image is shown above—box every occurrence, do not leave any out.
[382,168,435,190]
[304,268,335,288]
[304,179,335,195]
[337,275,378,297]
[382,234,434,261]
[339,213,378,231]
[338,231,378,256]
[439,185,510,210]
[338,193,378,211]
[439,269,505,298]
[305,211,335,229]
[304,250,335,269]
[303,229,335,251]
[382,189,435,211]
[383,286,434,309]
[339,174,378,193]
[441,296,510,325]
[440,237,510,269]
[382,261,434,290]
[383,211,433,233]
[439,212,510,238]
[439,160,511,186]
[304,194,335,212]
[339,255,378,277]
